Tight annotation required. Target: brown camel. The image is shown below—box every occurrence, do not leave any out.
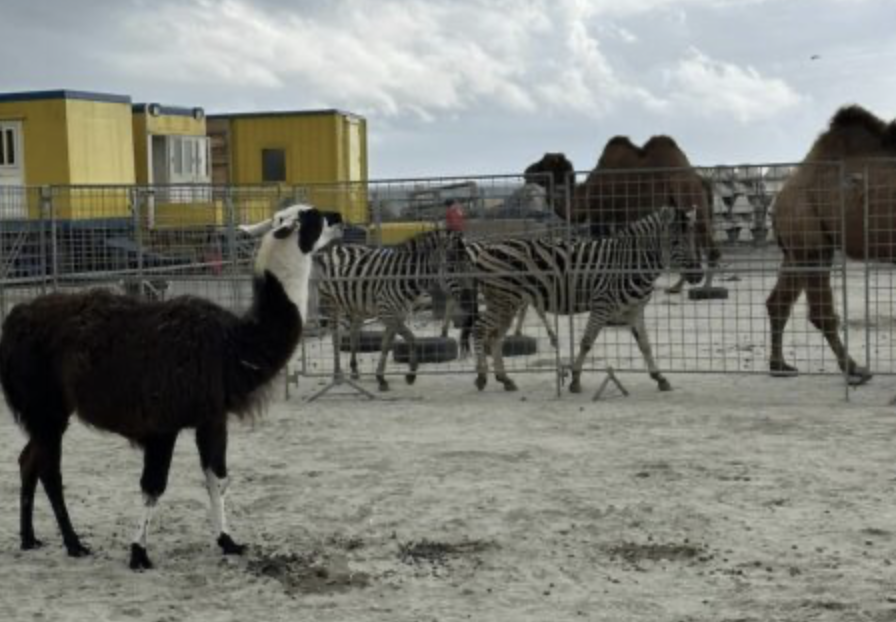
[766,104,896,383]
[524,136,720,293]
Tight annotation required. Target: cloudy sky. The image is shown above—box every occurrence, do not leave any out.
[3,0,895,177]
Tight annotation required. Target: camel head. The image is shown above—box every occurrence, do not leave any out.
[524,152,574,194]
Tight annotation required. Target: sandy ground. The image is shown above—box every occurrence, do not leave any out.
[2,364,896,621]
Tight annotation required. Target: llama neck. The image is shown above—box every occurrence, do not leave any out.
[254,235,312,321]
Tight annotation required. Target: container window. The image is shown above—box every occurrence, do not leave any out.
[0,130,6,165]
[262,149,286,183]
[0,128,14,166]
[172,137,183,175]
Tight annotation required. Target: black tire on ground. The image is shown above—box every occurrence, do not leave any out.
[500,334,538,357]
[339,330,386,353]
[392,336,459,364]
[688,286,729,301]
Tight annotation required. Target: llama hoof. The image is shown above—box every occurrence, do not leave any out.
[769,361,799,378]
[657,378,673,392]
[847,367,872,386]
[405,373,417,385]
[218,533,247,556]
[129,544,153,571]
[475,375,487,391]
[21,536,44,551]
[65,540,91,558]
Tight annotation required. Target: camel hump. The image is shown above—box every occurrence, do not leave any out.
[643,135,680,151]
[605,136,637,150]
[885,121,896,149]
[829,104,887,136]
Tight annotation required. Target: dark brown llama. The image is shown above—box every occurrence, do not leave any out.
[0,204,342,570]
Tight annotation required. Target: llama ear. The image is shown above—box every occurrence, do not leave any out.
[239,219,273,237]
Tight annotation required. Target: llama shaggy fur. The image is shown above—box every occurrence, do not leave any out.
[0,204,342,570]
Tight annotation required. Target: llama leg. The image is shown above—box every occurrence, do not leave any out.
[19,440,43,550]
[130,434,178,570]
[630,307,671,391]
[36,431,90,557]
[570,309,609,393]
[196,423,245,557]
[766,263,805,376]
[805,270,871,384]
[375,325,398,391]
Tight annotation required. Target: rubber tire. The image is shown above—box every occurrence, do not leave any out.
[392,336,459,364]
[339,330,386,353]
[500,334,538,357]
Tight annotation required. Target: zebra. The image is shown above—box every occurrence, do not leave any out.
[315,229,471,391]
[461,205,703,393]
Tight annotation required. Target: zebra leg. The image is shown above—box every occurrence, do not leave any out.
[665,275,686,295]
[492,311,518,391]
[531,302,558,349]
[513,304,527,337]
[375,326,398,391]
[473,313,490,391]
[394,321,419,385]
[349,318,361,380]
[630,307,671,391]
[570,308,610,393]
[330,309,343,377]
[441,296,453,339]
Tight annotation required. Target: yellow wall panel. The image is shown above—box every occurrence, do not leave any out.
[65,99,135,187]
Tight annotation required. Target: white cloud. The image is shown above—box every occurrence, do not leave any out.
[663,48,803,122]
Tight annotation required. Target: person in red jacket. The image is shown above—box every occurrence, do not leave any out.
[445,199,465,232]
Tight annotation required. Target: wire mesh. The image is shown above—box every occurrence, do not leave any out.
[0,161,895,399]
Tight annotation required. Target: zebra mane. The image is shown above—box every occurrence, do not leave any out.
[614,205,676,238]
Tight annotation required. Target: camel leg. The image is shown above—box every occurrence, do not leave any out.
[35,429,90,558]
[805,271,871,385]
[196,422,245,558]
[130,433,178,570]
[630,306,671,391]
[766,265,806,377]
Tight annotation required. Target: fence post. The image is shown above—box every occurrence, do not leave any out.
[224,186,241,309]
[39,185,52,295]
[863,164,871,377]
[130,188,145,297]
[839,162,850,401]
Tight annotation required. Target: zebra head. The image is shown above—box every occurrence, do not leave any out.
[662,205,704,285]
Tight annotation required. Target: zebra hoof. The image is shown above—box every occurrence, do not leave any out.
[657,378,672,392]
[569,381,582,394]
[350,371,361,381]
[769,360,799,378]
[377,378,390,392]
[497,377,518,392]
[847,366,872,386]
[475,375,487,391]
[405,373,417,385]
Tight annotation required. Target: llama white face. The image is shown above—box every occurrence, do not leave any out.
[242,204,343,254]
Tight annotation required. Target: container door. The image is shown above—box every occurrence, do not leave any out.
[0,121,26,219]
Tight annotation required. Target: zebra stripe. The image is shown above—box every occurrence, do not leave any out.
[315,229,468,391]
[461,205,701,393]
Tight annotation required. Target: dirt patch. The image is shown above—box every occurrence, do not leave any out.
[397,538,497,570]
[606,540,711,568]
[246,549,370,595]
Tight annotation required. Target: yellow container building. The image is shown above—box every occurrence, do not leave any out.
[208,109,369,224]
[0,90,135,219]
